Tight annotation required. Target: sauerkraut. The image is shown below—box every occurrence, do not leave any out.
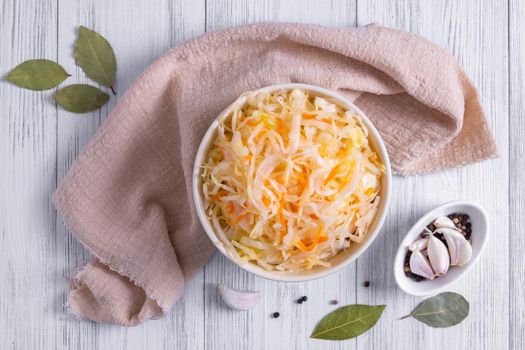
[201,88,384,271]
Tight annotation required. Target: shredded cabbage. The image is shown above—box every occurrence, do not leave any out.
[201,88,384,271]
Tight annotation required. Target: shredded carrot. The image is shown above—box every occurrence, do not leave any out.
[317,236,329,243]
[278,192,287,227]
[295,240,316,252]
[226,202,234,215]
[324,161,352,185]
[234,211,249,224]
[211,190,228,201]
[245,118,260,126]
[297,224,324,251]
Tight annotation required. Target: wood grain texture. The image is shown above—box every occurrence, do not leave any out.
[0,0,521,349]
[0,1,59,349]
[509,1,524,349]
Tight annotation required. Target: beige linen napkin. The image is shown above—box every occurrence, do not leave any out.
[53,23,497,326]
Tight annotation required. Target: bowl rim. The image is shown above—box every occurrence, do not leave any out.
[393,200,489,296]
[192,83,392,282]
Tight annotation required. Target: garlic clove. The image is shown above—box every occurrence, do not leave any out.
[427,235,450,276]
[408,237,429,252]
[436,228,473,266]
[433,216,458,230]
[409,250,436,280]
[218,284,262,311]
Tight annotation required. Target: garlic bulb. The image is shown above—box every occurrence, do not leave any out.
[409,250,436,280]
[435,228,472,266]
[218,284,262,310]
[427,235,450,276]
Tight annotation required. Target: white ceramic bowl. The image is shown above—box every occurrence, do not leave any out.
[394,200,489,296]
[192,83,392,282]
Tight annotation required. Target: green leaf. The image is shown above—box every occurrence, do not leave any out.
[4,59,70,91]
[401,292,469,328]
[53,84,109,113]
[75,26,116,93]
[310,304,386,341]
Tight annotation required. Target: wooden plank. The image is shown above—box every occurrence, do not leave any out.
[204,1,357,349]
[0,1,59,349]
[509,1,524,349]
[356,1,509,350]
[206,0,356,31]
[54,0,205,349]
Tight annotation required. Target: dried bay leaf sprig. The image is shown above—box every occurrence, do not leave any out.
[400,292,469,328]
[310,304,386,341]
[4,26,116,113]
[5,59,70,91]
[54,84,109,113]
[75,26,117,95]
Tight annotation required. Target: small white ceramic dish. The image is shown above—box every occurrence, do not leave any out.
[192,83,392,282]
[394,200,489,296]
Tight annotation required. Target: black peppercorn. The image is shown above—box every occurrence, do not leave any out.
[363,281,370,287]
[272,312,280,318]
[330,300,338,305]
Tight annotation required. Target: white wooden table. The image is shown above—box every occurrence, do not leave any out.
[1,0,523,349]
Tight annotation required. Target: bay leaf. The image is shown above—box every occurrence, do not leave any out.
[401,292,469,328]
[310,304,386,340]
[53,84,109,113]
[4,59,70,91]
[75,26,116,93]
